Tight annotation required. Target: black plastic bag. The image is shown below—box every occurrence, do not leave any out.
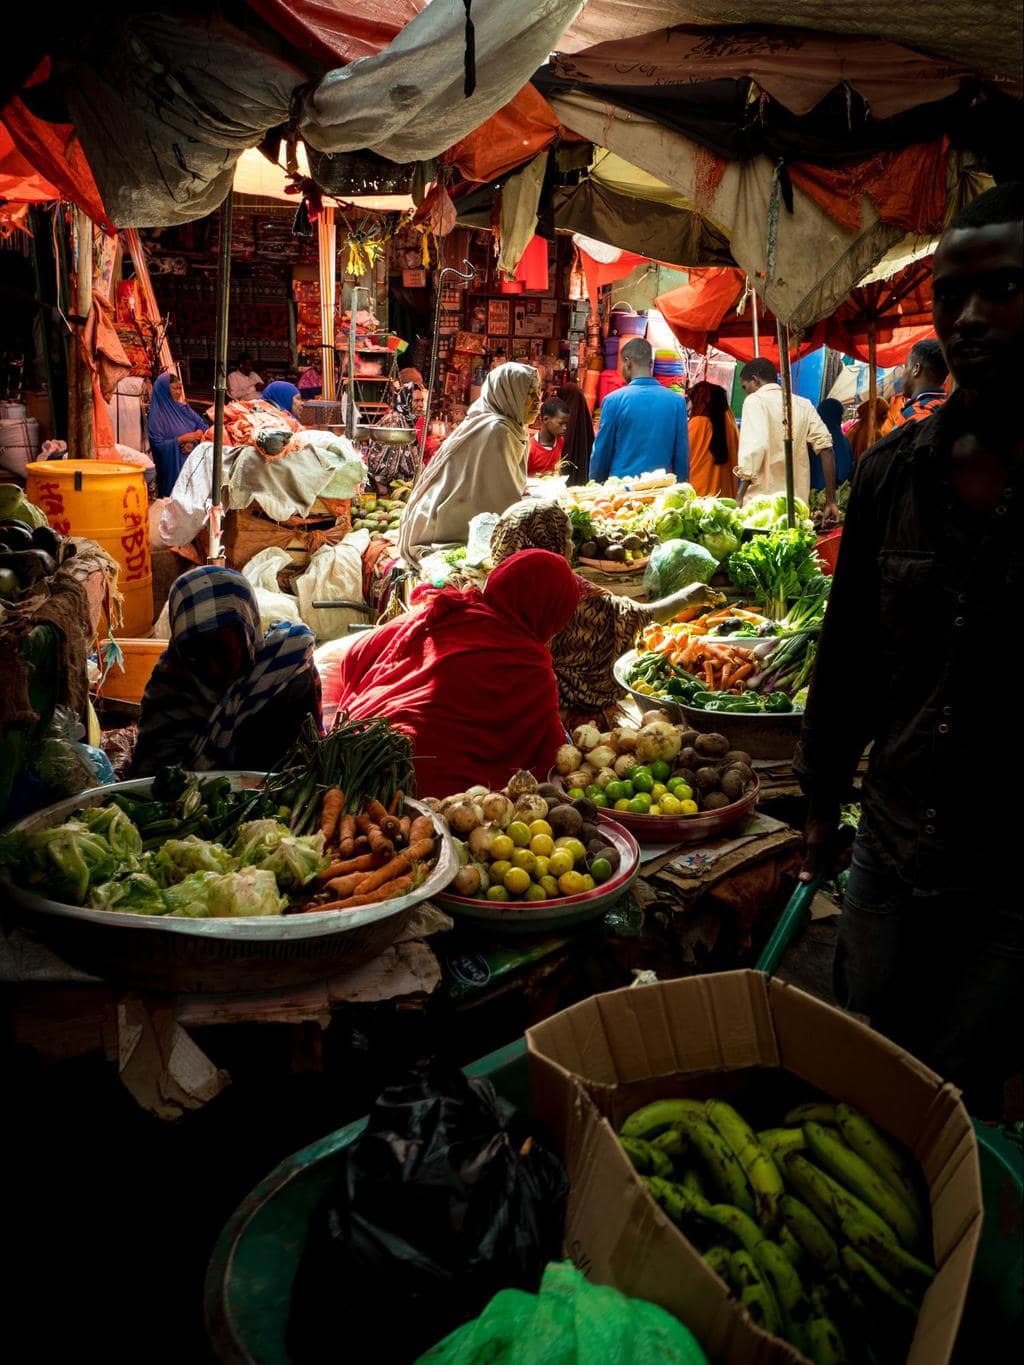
[287,1056,569,1364]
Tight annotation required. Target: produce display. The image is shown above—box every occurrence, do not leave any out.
[554,717,756,818]
[351,480,411,535]
[1,716,442,918]
[810,483,851,528]
[0,490,73,606]
[561,474,674,563]
[618,1094,934,1364]
[428,769,626,902]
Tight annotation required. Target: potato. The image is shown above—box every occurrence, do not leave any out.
[721,769,748,801]
[693,767,722,793]
[679,746,701,770]
[702,792,731,810]
[549,804,584,836]
[725,761,755,788]
[555,743,584,775]
[695,732,730,758]
[724,750,752,769]
[572,723,602,752]
[678,730,700,749]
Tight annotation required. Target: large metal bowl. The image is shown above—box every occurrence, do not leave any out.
[433,818,639,936]
[2,775,457,993]
[614,649,803,761]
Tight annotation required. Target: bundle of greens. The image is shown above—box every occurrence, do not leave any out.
[727,528,822,620]
[740,493,814,532]
[653,489,743,563]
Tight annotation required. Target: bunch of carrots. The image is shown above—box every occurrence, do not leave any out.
[305,789,437,913]
[642,605,769,693]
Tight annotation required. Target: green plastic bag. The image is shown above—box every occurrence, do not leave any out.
[417,1261,709,1364]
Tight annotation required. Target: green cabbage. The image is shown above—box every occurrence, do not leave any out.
[90,872,169,916]
[232,819,291,865]
[643,539,719,597]
[207,869,286,918]
[10,821,121,903]
[162,871,221,918]
[0,486,47,528]
[150,835,234,884]
[250,834,327,890]
[80,805,143,862]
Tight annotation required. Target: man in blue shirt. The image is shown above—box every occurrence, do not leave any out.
[589,338,690,482]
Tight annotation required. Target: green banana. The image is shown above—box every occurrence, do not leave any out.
[780,1194,840,1275]
[730,1250,784,1335]
[703,1244,732,1280]
[840,1246,919,1319]
[652,1128,688,1163]
[681,1166,707,1200]
[621,1098,709,1139]
[804,1122,921,1249]
[752,1239,811,1350]
[673,1114,756,1216]
[758,1126,806,1157]
[779,1224,805,1267]
[620,1137,655,1174]
[741,1284,784,1339]
[785,1102,837,1125]
[783,1153,898,1247]
[701,1202,765,1256]
[644,1176,710,1231]
[835,1103,925,1223]
[706,1099,784,1229]
[804,1315,848,1365]
[839,1212,934,1289]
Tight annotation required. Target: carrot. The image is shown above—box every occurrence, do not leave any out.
[317,851,382,882]
[319,787,345,842]
[338,814,357,856]
[354,838,434,894]
[355,814,373,835]
[305,874,414,912]
[409,815,434,844]
[731,662,755,682]
[399,815,412,844]
[326,872,371,896]
[720,664,733,689]
[388,789,404,817]
[704,662,715,688]
[367,824,395,857]
[365,799,390,826]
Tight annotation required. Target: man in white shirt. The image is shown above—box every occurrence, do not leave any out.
[735,358,839,519]
[226,354,264,402]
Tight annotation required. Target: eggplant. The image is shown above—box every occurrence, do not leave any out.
[0,549,58,587]
[31,524,60,558]
[0,520,34,552]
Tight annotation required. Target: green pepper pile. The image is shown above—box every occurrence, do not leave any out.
[686,690,794,714]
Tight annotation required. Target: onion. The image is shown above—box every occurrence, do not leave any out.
[555,744,584,775]
[507,769,539,799]
[448,800,485,835]
[635,722,683,764]
[613,753,638,777]
[453,865,482,896]
[481,792,513,828]
[468,825,495,860]
[440,792,467,814]
[593,766,617,789]
[465,784,490,801]
[598,732,613,746]
[571,723,602,752]
[608,727,639,753]
[587,745,617,771]
[514,794,550,824]
[641,710,673,727]
[572,764,597,789]
[452,838,469,866]
[421,797,443,813]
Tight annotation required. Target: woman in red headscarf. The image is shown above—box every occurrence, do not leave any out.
[334,549,580,797]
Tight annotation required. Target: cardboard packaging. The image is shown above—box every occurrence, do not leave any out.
[527,970,982,1364]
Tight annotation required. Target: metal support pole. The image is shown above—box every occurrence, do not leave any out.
[418,258,475,469]
[867,322,878,449]
[751,281,760,358]
[346,283,361,441]
[776,319,796,528]
[209,191,233,563]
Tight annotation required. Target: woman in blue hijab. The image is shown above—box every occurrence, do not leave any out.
[811,398,854,490]
[261,381,301,418]
[147,373,207,497]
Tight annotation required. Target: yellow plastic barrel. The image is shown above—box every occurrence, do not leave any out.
[25,460,154,636]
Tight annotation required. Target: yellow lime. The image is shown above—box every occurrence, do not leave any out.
[486,885,510,902]
[508,821,532,848]
[651,782,668,801]
[659,794,682,815]
[504,867,531,895]
[580,875,596,892]
[679,799,699,815]
[489,859,512,882]
[548,849,573,878]
[511,848,537,875]
[648,804,661,816]
[525,883,547,901]
[529,819,553,838]
[490,834,514,861]
[558,870,587,897]
[614,798,631,811]
[533,855,550,878]
[554,836,587,864]
[567,788,587,802]
[539,875,560,897]
[530,833,555,858]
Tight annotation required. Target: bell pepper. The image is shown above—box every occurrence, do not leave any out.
[763,692,794,713]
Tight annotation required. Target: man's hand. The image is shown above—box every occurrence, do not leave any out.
[822,501,841,527]
[800,798,853,883]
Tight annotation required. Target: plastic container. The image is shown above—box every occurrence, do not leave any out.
[26,460,154,635]
[0,416,41,478]
[815,527,842,575]
[608,312,648,338]
[94,638,165,704]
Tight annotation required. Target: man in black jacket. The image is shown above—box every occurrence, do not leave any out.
[796,182,1024,1113]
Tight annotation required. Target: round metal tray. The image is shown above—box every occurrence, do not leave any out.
[433,818,639,935]
[614,649,803,761]
[2,775,457,993]
[549,770,760,845]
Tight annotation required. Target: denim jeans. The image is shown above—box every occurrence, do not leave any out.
[835,835,1024,1116]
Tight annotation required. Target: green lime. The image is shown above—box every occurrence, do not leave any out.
[651,760,672,782]
[590,857,613,883]
[567,788,587,802]
[621,780,635,798]
[614,798,631,811]
[586,784,605,801]
[628,793,653,814]
[605,780,627,802]
[590,790,609,807]
[631,767,654,794]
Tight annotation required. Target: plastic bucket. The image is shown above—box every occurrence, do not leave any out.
[95,638,165,704]
[0,417,40,479]
[25,460,154,635]
[609,313,648,337]
[815,528,842,575]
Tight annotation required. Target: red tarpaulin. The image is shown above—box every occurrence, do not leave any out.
[247,0,425,66]
[446,83,562,183]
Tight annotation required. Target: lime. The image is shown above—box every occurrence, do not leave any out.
[558,870,587,896]
[659,794,682,815]
[490,834,514,861]
[614,798,631,811]
[651,760,672,782]
[486,885,510,902]
[590,790,609,807]
[529,819,553,838]
[606,780,628,803]
[508,821,531,848]
[590,857,613,883]
[679,799,699,815]
[628,793,653,814]
[648,804,661,815]
[669,781,693,801]
[489,859,513,882]
[567,788,587,802]
[621,780,635,798]
[511,848,537,875]
[525,883,547,901]
[585,784,605,801]
[504,867,531,895]
[580,875,596,892]
[631,767,654,793]
[530,833,555,858]
[539,875,560,897]
[548,849,573,878]
[555,836,587,864]
[533,854,550,879]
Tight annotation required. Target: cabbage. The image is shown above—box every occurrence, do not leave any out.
[10,821,121,903]
[208,869,286,918]
[0,485,47,528]
[150,835,234,884]
[80,805,143,863]
[701,527,742,563]
[163,871,221,918]
[655,485,697,512]
[642,539,719,597]
[232,819,291,865]
[250,834,327,890]
[90,872,168,916]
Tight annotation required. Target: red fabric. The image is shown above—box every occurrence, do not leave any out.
[0,122,60,202]
[247,0,425,66]
[528,432,564,474]
[789,140,949,235]
[336,549,580,797]
[580,248,649,312]
[514,235,550,291]
[446,84,561,182]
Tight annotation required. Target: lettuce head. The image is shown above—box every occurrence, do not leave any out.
[150,835,234,885]
[90,872,168,916]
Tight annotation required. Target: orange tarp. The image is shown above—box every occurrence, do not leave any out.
[446,84,561,183]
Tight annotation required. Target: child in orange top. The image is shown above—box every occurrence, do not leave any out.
[528,398,569,475]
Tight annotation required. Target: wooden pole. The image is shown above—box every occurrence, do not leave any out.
[776,319,796,528]
[208,191,233,564]
[318,206,337,403]
[72,207,95,457]
[867,322,878,449]
[751,279,760,358]
[347,283,360,440]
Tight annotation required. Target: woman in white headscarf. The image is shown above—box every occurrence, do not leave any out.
[398,362,540,570]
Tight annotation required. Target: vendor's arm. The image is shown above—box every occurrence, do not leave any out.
[672,400,690,482]
[639,580,722,625]
[589,397,618,483]
[793,462,879,878]
[808,410,840,521]
[734,391,768,498]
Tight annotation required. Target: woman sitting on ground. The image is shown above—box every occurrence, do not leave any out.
[397,362,540,571]
[490,500,720,728]
[261,381,304,423]
[332,549,579,797]
[686,380,739,499]
[147,373,207,498]
[131,567,320,777]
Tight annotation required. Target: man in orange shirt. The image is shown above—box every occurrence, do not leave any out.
[892,339,948,427]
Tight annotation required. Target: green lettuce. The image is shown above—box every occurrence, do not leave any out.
[150,835,234,884]
[90,872,169,916]
[233,820,326,889]
[80,805,143,862]
[232,819,291,865]
[643,539,719,596]
[208,869,286,918]
[9,821,121,903]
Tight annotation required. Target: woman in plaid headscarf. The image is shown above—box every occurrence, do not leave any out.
[131,567,320,776]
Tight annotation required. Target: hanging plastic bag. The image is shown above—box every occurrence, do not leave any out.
[466,512,499,566]
[287,1057,568,1364]
[295,529,371,641]
[242,547,302,631]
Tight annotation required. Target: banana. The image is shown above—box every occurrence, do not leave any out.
[785,1102,837,1125]
[840,1246,919,1319]
[620,1098,710,1139]
[753,1239,811,1350]
[741,1284,784,1339]
[780,1194,840,1275]
[730,1250,784,1335]
[620,1137,655,1174]
[703,1245,733,1281]
[701,1202,765,1256]
[759,1126,806,1157]
[804,1121,921,1249]
[839,1212,934,1289]
[644,1176,710,1230]
[835,1103,925,1223]
[673,1114,757,1216]
[784,1153,900,1248]
[652,1128,688,1163]
[804,1315,848,1365]
[681,1166,708,1200]
[706,1100,784,1229]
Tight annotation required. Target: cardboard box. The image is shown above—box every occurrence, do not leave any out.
[527,971,982,1365]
